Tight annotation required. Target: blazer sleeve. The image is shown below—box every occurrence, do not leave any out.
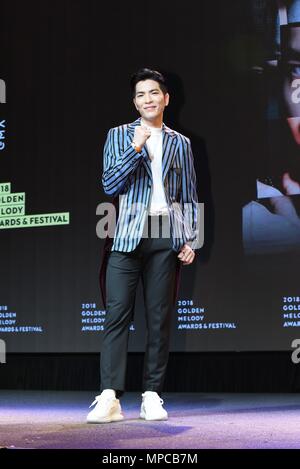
[102,127,146,196]
[181,138,200,250]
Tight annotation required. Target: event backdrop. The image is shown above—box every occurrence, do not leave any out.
[1,0,300,352]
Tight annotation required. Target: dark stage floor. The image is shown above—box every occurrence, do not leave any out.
[1,391,300,449]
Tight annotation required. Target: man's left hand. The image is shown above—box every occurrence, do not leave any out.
[177,244,195,265]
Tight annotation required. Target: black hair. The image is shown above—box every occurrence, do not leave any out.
[130,68,168,96]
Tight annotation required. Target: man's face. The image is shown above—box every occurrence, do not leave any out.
[133,79,169,122]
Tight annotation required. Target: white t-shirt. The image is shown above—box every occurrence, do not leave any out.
[145,126,168,215]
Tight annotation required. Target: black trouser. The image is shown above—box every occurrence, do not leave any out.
[100,215,178,396]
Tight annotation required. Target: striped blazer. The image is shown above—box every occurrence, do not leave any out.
[102,117,199,252]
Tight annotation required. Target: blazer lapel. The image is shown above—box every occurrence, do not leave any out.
[162,124,177,181]
[126,118,152,180]
[126,119,177,181]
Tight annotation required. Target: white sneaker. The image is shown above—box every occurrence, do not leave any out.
[140,391,168,421]
[86,390,124,423]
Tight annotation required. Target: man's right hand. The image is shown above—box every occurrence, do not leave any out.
[133,126,151,149]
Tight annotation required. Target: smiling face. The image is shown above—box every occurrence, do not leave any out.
[133,79,169,125]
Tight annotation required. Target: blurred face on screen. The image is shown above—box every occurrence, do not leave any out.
[281,25,300,144]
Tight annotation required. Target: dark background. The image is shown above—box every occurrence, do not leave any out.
[0,0,299,359]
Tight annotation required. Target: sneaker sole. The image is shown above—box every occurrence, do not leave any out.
[139,411,168,421]
[87,413,124,424]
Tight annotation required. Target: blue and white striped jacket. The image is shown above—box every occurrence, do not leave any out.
[102,117,199,252]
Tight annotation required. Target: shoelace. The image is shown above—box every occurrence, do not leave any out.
[143,394,164,406]
[89,395,114,408]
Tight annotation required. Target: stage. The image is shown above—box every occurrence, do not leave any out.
[1,391,300,449]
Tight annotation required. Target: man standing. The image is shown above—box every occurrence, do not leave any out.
[87,68,199,423]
